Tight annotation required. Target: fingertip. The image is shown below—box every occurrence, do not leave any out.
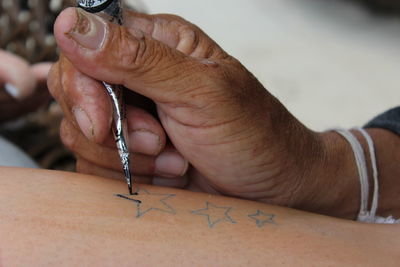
[126,106,167,155]
[54,7,79,52]
[60,67,112,144]
[129,130,163,156]
[155,150,189,178]
[75,80,113,143]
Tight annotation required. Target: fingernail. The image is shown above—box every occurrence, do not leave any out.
[4,83,23,100]
[72,107,94,140]
[68,9,107,50]
[130,130,162,156]
[155,151,189,178]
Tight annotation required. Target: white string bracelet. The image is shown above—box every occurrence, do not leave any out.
[334,129,370,221]
[356,128,379,220]
[334,128,399,224]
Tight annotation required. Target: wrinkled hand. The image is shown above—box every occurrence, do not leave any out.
[0,50,52,122]
[49,8,346,212]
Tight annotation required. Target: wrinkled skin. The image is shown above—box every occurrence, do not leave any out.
[49,8,355,216]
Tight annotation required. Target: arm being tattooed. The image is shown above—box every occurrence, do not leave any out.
[0,167,399,266]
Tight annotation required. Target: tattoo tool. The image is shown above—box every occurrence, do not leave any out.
[77,0,135,195]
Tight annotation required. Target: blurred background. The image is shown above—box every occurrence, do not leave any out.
[141,0,400,131]
[1,0,399,169]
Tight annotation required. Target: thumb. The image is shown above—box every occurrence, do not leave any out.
[54,8,218,104]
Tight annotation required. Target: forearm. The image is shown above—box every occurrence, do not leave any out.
[0,167,399,266]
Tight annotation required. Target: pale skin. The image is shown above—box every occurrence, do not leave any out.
[48,8,400,220]
[0,167,399,266]
[0,50,52,121]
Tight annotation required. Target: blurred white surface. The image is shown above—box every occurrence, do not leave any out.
[134,0,400,131]
[0,136,38,168]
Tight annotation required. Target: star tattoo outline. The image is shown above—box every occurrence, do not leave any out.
[191,201,237,228]
[248,210,276,228]
[115,188,176,218]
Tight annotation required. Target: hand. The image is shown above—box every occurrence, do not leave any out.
[49,8,356,216]
[0,50,52,122]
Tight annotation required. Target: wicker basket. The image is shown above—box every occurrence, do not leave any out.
[0,0,146,63]
[0,0,75,63]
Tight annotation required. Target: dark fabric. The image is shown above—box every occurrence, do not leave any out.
[365,106,400,136]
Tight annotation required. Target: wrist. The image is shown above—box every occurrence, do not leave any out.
[364,128,400,218]
[294,130,361,219]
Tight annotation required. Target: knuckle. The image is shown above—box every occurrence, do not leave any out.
[110,27,142,68]
[155,15,200,55]
[113,27,163,76]
[177,25,199,55]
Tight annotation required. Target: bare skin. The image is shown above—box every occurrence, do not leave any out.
[48,8,400,220]
[0,167,399,266]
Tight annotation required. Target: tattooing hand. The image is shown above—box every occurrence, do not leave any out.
[0,50,52,122]
[49,8,357,216]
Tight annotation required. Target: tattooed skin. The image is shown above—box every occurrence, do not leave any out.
[115,188,176,218]
[248,210,277,228]
[191,202,237,229]
[115,191,277,229]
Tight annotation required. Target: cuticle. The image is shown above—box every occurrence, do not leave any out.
[65,9,109,51]
[69,8,91,36]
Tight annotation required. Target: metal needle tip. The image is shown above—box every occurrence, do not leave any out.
[128,184,133,195]
[123,167,134,195]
